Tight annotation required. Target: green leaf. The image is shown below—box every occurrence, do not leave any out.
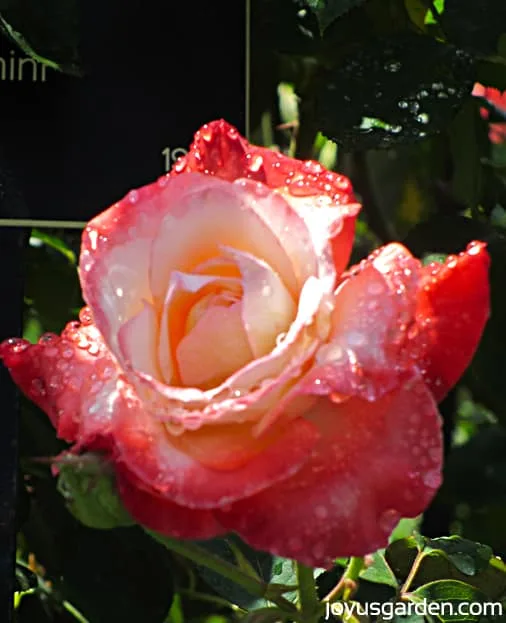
[252,0,320,56]
[315,33,476,150]
[0,0,80,74]
[410,579,487,622]
[193,536,283,610]
[30,229,77,265]
[56,453,134,530]
[441,0,506,56]
[385,537,423,584]
[424,537,492,577]
[24,236,83,335]
[390,516,423,542]
[386,535,506,600]
[360,551,399,588]
[306,0,367,33]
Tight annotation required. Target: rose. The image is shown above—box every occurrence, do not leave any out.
[1,120,490,567]
[472,82,506,144]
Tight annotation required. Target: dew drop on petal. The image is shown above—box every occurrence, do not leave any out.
[312,542,325,561]
[87,343,100,356]
[423,469,441,489]
[79,308,93,326]
[466,241,482,255]
[379,509,400,534]
[56,359,70,372]
[62,347,74,359]
[128,190,139,204]
[288,537,302,552]
[314,505,329,519]
[446,255,458,268]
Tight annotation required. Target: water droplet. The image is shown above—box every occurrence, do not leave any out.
[409,102,420,114]
[261,284,271,296]
[347,331,366,347]
[62,348,74,359]
[275,332,287,347]
[79,308,93,326]
[128,190,139,204]
[312,542,325,560]
[432,82,443,90]
[418,89,429,98]
[466,241,482,255]
[116,287,124,297]
[390,125,402,134]
[428,447,440,462]
[39,333,59,345]
[200,126,213,142]
[314,505,329,519]
[89,380,103,394]
[76,334,89,349]
[398,100,408,109]
[379,509,400,533]
[367,280,385,295]
[248,154,264,173]
[446,255,458,268]
[87,343,100,356]
[416,113,429,124]
[423,469,441,489]
[30,378,46,397]
[384,61,401,72]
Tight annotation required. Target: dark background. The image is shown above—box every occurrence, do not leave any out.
[0,0,247,222]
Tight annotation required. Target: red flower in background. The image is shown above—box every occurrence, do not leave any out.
[0,121,490,566]
[473,82,506,144]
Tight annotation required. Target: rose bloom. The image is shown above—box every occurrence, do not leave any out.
[1,121,489,566]
[472,82,506,145]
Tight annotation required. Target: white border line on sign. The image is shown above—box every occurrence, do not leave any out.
[1,0,251,231]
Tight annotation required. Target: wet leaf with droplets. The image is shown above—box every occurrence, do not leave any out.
[315,33,475,149]
[385,535,506,599]
[306,0,367,33]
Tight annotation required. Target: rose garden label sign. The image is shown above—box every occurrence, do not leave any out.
[0,0,248,226]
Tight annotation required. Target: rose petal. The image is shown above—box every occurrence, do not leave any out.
[118,300,161,380]
[158,271,242,385]
[0,317,119,443]
[128,277,325,433]
[217,376,442,567]
[110,388,319,508]
[222,247,296,357]
[176,301,254,389]
[115,464,223,539]
[149,177,299,305]
[416,241,490,401]
[299,243,422,402]
[172,120,356,209]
